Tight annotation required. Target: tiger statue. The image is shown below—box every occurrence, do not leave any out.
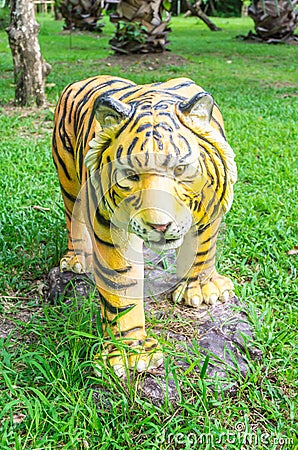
[52,76,237,377]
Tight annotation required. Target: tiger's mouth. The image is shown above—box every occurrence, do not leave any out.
[143,235,183,251]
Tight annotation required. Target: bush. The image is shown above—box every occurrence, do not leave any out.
[205,0,243,17]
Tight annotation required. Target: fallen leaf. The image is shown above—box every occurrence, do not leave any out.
[13,413,26,424]
[32,205,50,212]
[36,281,46,296]
[287,246,298,256]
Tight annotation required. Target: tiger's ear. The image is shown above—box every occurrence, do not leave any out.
[93,95,132,129]
[178,92,214,125]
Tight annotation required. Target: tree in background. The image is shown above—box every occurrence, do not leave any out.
[204,0,243,17]
[247,0,298,42]
[59,0,103,31]
[6,0,51,106]
[182,0,222,30]
[109,0,171,53]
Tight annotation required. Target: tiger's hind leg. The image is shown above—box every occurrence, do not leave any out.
[57,178,93,274]
[173,218,234,307]
[52,112,92,275]
[60,217,93,274]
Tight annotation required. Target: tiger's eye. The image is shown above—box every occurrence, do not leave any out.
[174,165,186,177]
[104,115,117,127]
[125,170,140,182]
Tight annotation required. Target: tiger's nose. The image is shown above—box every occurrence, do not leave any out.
[147,222,172,233]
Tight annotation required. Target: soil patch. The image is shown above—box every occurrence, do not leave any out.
[103,52,189,71]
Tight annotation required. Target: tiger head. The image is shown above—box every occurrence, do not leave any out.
[85,90,237,251]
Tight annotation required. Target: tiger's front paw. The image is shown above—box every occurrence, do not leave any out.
[172,273,234,308]
[60,254,85,274]
[95,337,163,378]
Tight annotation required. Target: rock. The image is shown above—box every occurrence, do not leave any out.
[47,266,98,304]
[47,264,261,404]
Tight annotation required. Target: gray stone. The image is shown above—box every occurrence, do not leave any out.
[48,263,261,405]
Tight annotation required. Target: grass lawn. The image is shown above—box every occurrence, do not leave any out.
[0,11,297,449]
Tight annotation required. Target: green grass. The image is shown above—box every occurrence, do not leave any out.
[0,12,297,449]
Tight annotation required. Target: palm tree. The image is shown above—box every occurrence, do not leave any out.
[248,0,298,42]
[109,0,171,53]
[59,0,103,31]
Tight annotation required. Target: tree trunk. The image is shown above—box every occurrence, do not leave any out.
[6,0,51,106]
[183,0,222,31]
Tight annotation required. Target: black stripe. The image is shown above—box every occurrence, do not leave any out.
[166,80,195,91]
[73,77,98,99]
[144,151,149,166]
[118,86,142,101]
[144,342,158,351]
[140,139,148,152]
[77,142,84,184]
[169,134,180,157]
[126,137,139,167]
[200,151,216,188]
[131,88,186,100]
[129,112,152,133]
[93,250,132,277]
[153,130,162,139]
[125,194,136,204]
[87,182,110,228]
[136,123,152,133]
[179,135,192,161]
[114,118,131,139]
[112,327,143,339]
[116,145,123,160]
[110,188,121,207]
[211,115,226,139]
[77,108,88,136]
[100,295,136,315]
[94,230,115,248]
[195,242,216,258]
[59,88,75,155]
[157,112,180,129]
[210,200,222,218]
[64,204,73,220]
[94,265,137,290]
[200,227,220,244]
[68,95,75,124]
[196,222,212,233]
[162,154,172,166]
[131,192,142,210]
[115,181,131,191]
[134,156,142,168]
[60,183,77,203]
[155,122,173,132]
[196,135,227,204]
[95,206,111,228]
[192,255,215,268]
[154,100,174,109]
